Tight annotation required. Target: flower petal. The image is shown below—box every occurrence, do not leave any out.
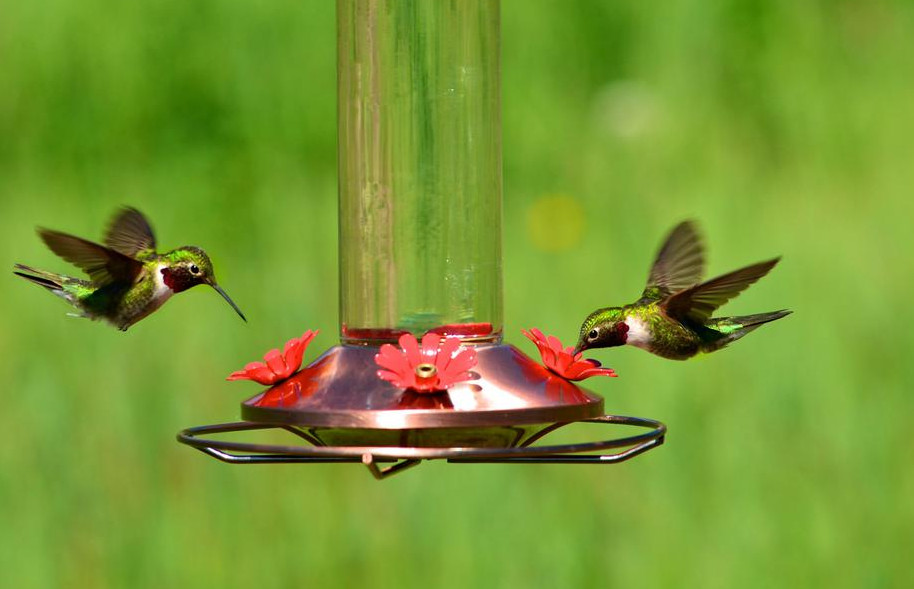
[281,329,317,376]
[375,344,411,375]
[420,333,442,362]
[282,335,301,358]
[263,348,288,378]
[398,333,422,366]
[435,337,462,372]
[438,348,477,385]
[522,329,552,365]
[449,347,478,374]
[573,364,619,379]
[226,370,252,381]
[228,363,278,385]
[545,339,577,373]
[555,351,576,374]
[540,343,559,370]
[377,369,413,389]
[302,329,318,346]
[527,328,549,350]
[545,334,564,354]
[538,335,568,369]
[561,358,617,380]
[439,336,461,359]
[231,362,276,383]
[282,339,305,373]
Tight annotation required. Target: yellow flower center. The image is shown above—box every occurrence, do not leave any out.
[415,363,438,379]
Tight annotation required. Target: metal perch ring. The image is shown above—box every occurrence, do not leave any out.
[177,415,666,479]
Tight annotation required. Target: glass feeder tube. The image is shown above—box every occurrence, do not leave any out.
[338,0,503,344]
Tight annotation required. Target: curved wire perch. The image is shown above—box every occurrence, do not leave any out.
[176,415,666,480]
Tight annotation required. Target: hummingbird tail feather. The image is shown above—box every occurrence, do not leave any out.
[702,309,791,352]
[13,263,85,308]
[728,309,792,329]
[13,264,64,291]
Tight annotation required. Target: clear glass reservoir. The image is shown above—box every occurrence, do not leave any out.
[337,0,503,344]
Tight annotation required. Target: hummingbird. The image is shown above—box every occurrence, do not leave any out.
[13,207,246,331]
[574,221,790,360]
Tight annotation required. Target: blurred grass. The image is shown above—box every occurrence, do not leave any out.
[2,1,913,587]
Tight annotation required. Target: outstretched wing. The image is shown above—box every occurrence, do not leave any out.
[663,258,780,324]
[641,220,705,301]
[39,229,144,286]
[104,207,157,258]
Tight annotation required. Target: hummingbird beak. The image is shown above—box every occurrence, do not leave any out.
[572,343,584,356]
[210,282,247,322]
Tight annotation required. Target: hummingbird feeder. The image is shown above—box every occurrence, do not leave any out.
[178,0,666,479]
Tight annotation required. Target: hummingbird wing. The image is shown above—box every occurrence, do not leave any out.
[104,207,157,257]
[641,220,705,301]
[39,229,144,286]
[663,258,780,324]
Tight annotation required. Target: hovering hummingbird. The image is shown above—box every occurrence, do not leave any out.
[575,221,789,360]
[13,207,246,331]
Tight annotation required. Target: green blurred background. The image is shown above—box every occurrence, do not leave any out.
[2,1,912,587]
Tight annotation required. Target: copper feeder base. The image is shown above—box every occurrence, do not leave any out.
[177,344,667,479]
[242,344,604,447]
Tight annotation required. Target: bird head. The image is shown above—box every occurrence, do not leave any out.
[161,247,246,322]
[574,307,629,355]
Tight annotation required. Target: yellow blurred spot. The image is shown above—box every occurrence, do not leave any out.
[525,194,586,252]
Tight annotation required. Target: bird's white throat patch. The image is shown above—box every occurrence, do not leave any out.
[153,264,175,300]
[624,316,652,349]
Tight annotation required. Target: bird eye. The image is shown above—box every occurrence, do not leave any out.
[588,328,599,341]
[190,264,200,275]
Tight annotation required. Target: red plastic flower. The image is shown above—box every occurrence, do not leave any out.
[227,330,319,385]
[521,327,617,380]
[252,354,332,407]
[375,333,477,393]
